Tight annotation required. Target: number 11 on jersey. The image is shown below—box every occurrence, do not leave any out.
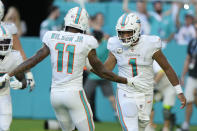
[129,58,138,77]
[55,43,75,74]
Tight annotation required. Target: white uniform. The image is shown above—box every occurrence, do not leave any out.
[42,31,98,131]
[0,50,23,131]
[107,35,162,131]
[153,61,176,107]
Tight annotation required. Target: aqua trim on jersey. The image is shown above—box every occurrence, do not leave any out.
[75,7,82,24]
[0,25,6,35]
[55,43,65,72]
[66,45,75,74]
[121,14,128,28]
[116,91,128,131]
[79,91,94,131]
[0,73,6,88]
[129,58,138,77]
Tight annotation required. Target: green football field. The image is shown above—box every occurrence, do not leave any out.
[10,119,197,131]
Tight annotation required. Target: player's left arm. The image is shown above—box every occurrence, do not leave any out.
[153,50,186,109]
[12,34,27,60]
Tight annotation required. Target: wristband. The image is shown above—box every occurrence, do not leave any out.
[174,84,183,94]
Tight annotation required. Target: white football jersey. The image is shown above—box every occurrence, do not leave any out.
[0,22,17,35]
[42,31,98,90]
[0,50,23,95]
[107,35,162,94]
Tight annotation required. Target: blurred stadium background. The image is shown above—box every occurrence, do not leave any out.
[1,0,197,130]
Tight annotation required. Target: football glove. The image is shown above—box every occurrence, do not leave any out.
[0,74,10,87]
[25,71,35,92]
[127,73,149,91]
[10,77,23,90]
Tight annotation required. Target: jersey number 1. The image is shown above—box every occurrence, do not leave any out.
[55,43,75,74]
[129,58,138,77]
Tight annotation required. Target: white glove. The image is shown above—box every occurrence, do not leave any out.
[127,73,149,91]
[0,74,10,87]
[25,71,35,92]
[10,77,23,90]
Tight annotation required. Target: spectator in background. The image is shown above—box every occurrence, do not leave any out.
[91,13,110,40]
[123,0,150,35]
[175,4,196,45]
[180,21,197,131]
[40,6,60,39]
[4,6,27,37]
[84,30,116,121]
[149,1,175,47]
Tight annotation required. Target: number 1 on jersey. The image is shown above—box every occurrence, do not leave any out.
[129,58,138,77]
[55,43,75,74]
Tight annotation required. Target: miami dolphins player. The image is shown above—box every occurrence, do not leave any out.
[0,26,26,130]
[0,1,35,91]
[0,7,137,131]
[103,13,186,131]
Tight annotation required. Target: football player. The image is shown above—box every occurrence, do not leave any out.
[0,26,26,131]
[0,1,35,91]
[0,7,136,131]
[100,13,186,131]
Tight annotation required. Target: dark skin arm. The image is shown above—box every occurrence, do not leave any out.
[8,44,50,77]
[153,50,186,109]
[15,72,27,89]
[104,52,117,71]
[88,49,127,84]
[153,50,179,86]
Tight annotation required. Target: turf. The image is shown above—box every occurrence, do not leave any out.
[10,119,197,131]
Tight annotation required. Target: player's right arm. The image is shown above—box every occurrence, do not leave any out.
[88,49,127,84]
[8,44,50,77]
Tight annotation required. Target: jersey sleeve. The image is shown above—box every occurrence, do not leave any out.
[151,36,162,56]
[12,51,23,66]
[85,36,99,53]
[107,37,116,54]
[42,31,51,47]
[5,23,18,35]
[153,61,163,73]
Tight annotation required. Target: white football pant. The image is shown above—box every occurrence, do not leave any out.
[50,88,94,131]
[116,88,153,131]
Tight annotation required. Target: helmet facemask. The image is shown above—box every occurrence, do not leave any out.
[117,28,140,47]
[0,38,12,56]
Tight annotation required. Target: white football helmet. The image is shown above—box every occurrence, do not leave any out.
[0,26,13,56]
[64,7,89,33]
[0,1,4,21]
[116,13,141,46]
